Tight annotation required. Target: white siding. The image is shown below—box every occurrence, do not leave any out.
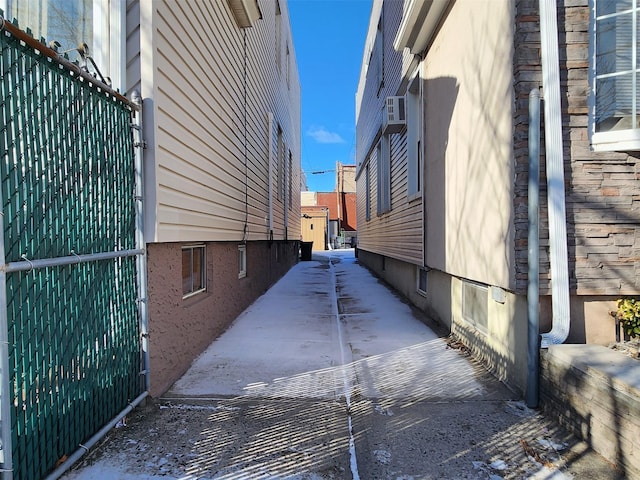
[133,0,301,243]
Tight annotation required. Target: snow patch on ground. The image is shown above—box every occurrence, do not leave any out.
[373,449,392,464]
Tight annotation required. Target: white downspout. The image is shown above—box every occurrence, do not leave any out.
[539,0,571,347]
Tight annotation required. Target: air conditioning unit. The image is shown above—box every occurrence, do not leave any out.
[383,96,406,134]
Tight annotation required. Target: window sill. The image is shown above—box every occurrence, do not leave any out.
[182,289,209,307]
[592,129,640,152]
[407,191,421,203]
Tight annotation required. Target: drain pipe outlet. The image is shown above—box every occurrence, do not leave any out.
[539,0,571,348]
[527,89,541,409]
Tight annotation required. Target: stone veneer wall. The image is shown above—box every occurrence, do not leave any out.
[541,345,640,477]
[513,0,640,297]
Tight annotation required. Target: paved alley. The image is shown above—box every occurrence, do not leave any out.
[64,250,621,480]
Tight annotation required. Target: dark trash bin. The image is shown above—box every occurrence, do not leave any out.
[300,241,313,261]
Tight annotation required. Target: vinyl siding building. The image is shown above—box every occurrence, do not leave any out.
[3,0,301,397]
[132,0,301,396]
[356,0,640,395]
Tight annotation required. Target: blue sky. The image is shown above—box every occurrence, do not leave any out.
[288,0,373,193]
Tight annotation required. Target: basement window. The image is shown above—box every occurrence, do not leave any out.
[238,244,247,279]
[462,280,488,334]
[417,267,428,296]
[182,245,206,298]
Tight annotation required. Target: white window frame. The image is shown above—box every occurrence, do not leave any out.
[365,163,371,221]
[275,0,282,73]
[590,0,640,151]
[462,280,488,335]
[407,74,422,199]
[182,244,207,298]
[416,267,428,296]
[277,126,285,201]
[288,151,293,211]
[377,135,391,215]
[1,0,126,91]
[375,11,384,94]
[238,244,247,279]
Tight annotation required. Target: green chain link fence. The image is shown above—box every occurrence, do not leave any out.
[0,14,145,480]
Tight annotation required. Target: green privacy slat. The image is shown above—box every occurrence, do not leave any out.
[1,27,142,480]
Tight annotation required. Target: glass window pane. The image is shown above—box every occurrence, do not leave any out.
[182,249,192,295]
[596,19,616,77]
[596,0,631,17]
[594,0,638,134]
[193,247,204,292]
[8,0,93,50]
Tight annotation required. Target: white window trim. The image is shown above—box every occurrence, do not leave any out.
[462,280,488,335]
[377,135,391,215]
[1,0,126,92]
[407,72,423,200]
[238,244,247,279]
[589,0,640,152]
[365,163,371,221]
[182,244,207,299]
[416,266,428,297]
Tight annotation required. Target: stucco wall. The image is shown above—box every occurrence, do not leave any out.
[357,250,530,394]
[423,0,516,291]
[146,240,298,397]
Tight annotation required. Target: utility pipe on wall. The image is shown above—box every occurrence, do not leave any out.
[539,0,571,347]
[527,89,541,409]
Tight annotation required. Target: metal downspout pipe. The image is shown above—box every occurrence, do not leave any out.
[539,0,571,348]
[527,89,541,409]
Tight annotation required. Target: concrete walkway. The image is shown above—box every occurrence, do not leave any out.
[64,250,622,479]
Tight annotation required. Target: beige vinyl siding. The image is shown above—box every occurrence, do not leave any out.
[357,133,423,264]
[355,0,423,266]
[125,0,141,95]
[136,0,300,243]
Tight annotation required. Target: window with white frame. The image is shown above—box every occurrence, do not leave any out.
[288,151,293,210]
[365,163,371,221]
[238,244,247,279]
[275,0,282,73]
[277,125,285,201]
[417,267,428,295]
[286,42,291,89]
[407,75,422,198]
[2,0,126,91]
[377,136,391,214]
[591,0,640,151]
[182,245,206,298]
[373,11,384,93]
[462,280,488,334]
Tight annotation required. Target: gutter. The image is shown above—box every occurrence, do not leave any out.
[539,0,571,347]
